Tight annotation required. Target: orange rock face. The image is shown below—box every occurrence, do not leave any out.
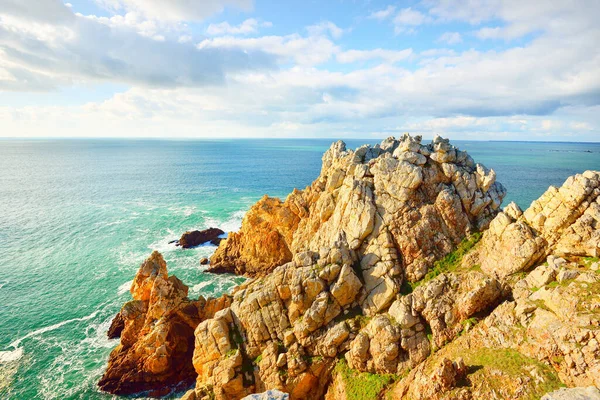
[209,195,304,276]
[98,251,231,396]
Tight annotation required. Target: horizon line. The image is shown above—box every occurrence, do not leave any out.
[1,137,599,144]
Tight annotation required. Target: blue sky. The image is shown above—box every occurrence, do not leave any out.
[0,0,599,141]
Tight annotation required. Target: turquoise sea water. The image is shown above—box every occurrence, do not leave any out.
[0,138,599,399]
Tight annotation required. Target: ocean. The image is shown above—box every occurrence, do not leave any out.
[0,138,599,399]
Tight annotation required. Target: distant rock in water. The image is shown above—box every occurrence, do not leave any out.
[199,257,209,265]
[106,312,124,339]
[177,228,225,248]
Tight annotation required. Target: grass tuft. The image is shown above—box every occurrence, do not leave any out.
[334,359,397,400]
[410,232,483,290]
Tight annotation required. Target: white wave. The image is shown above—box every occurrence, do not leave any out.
[0,347,22,363]
[0,280,7,289]
[7,310,100,350]
[191,281,212,293]
[94,218,128,228]
[117,280,133,295]
[147,237,180,254]
[204,209,246,233]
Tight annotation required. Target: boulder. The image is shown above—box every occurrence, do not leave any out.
[179,228,225,248]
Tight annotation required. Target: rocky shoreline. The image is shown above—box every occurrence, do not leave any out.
[99,134,600,399]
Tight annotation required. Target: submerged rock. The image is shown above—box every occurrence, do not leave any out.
[179,228,225,248]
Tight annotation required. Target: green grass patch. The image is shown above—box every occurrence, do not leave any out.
[411,232,483,290]
[465,348,564,399]
[334,359,398,400]
[225,349,237,358]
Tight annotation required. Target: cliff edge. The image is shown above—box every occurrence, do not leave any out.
[99,135,599,400]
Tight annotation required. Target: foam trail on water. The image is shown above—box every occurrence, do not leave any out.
[117,280,133,295]
[7,309,101,351]
[0,347,22,363]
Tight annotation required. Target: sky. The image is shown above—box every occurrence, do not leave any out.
[0,0,599,141]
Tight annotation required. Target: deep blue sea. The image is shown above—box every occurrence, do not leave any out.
[0,138,599,399]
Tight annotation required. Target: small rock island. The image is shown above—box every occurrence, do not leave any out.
[99,134,600,400]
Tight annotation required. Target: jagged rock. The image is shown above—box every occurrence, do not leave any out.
[209,196,302,276]
[476,171,600,278]
[99,136,600,400]
[107,311,125,339]
[210,135,506,315]
[178,228,225,248]
[98,251,230,396]
[466,259,600,388]
[345,271,503,375]
[541,386,600,400]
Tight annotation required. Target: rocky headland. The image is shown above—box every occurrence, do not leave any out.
[99,134,600,400]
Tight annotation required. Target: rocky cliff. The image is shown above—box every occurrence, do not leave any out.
[99,135,599,400]
[210,134,505,315]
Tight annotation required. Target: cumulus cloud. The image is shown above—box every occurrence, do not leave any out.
[337,48,413,64]
[368,5,396,20]
[0,0,274,90]
[1,0,599,141]
[438,31,462,44]
[306,21,347,39]
[94,0,253,22]
[206,18,272,36]
[393,7,431,34]
[197,34,339,66]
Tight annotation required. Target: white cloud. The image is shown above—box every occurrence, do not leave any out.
[368,5,396,20]
[428,0,600,40]
[438,31,462,44]
[197,34,339,66]
[206,18,272,36]
[393,7,431,34]
[337,48,413,64]
[306,21,347,39]
[1,0,600,141]
[0,1,275,90]
[94,0,253,22]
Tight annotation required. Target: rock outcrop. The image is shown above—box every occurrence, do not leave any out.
[98,251,231,396]
[211,134,506,316]
[107,312,125,339]
[99,135,600,400]
[178,228,225,248]
[474,171,600,278]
